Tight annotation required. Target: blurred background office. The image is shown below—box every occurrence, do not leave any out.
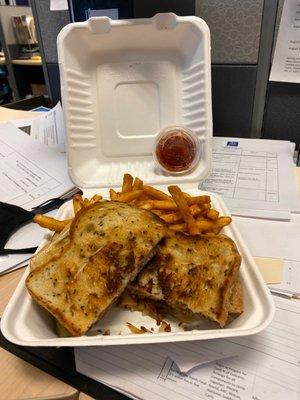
[0,0,299,144]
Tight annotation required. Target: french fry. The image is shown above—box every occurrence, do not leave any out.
[186,195,211,206]
[159,212,181,224]
[122,173,134,193]
[136,200,153,210]
[206,209,219,220]
[117,190,143,203]
[214,216,232,229]
[110,188,118,201]
[169,222,187,232]
[33,214,72,233]
[90,194,103,203]
[160,204,204,224]
[196,216,232,233]
[168,186,199,235]
[81,198,90,208]
[150,209,166,217]
[72,194,83,214]
[132,177,143,190]
[143,185,171,201]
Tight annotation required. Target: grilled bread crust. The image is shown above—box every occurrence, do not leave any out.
[26,201,166,336]
[129,232,242,327]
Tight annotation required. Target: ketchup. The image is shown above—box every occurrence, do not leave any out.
[155,129,198,173]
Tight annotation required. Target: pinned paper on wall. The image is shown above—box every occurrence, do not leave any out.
[50,0,68,11]
[270,0,300,83]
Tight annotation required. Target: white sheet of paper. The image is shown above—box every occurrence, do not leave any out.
[0,123,72,274]
[50,0,68,11]
[0,122,71,210]
[233,216,288,259]
[11,103,65,152]
[200,137,300,218]
[75,296,300,400]
[270,0,300,83]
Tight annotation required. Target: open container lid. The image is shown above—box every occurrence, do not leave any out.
[57,13,212,188]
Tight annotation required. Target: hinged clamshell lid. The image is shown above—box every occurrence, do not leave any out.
[58,13,212,188]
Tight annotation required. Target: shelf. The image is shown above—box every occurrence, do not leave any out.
[12,59,42,66]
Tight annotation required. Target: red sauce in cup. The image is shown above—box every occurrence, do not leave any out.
[154,128,199,173]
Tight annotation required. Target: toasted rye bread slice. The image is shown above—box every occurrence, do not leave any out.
[26,201,166,336]
[128,232,242,327]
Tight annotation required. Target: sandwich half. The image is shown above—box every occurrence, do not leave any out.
[128,231,242,327]
[26,201,166,336]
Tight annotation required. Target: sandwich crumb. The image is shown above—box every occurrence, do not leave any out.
[159,321,171,332]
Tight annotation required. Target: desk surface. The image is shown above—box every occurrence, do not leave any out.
[0,269,95,400]
[0,106,40,121]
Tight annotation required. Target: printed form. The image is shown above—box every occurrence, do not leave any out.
[0,122,71,209]
[75,296,300,400]
[199,137,300,218]
[11,103,65,152]
[0,122,72,274]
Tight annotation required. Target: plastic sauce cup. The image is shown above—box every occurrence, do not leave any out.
[153,126,201,175]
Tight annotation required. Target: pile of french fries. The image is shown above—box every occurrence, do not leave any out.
[34,173,232,235]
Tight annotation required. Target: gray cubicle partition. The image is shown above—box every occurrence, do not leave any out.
[31,0,299,143]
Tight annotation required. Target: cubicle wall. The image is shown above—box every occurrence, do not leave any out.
[30,0,299,143]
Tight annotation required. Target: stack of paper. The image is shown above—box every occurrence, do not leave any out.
[10,102,65,153]
[200,137,299,220]
[75,296,300,400]
[0,122,72,275]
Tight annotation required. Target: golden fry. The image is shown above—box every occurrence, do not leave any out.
[159,212,181,224]
[196,216,232,233]
[143,185,171,201]
[169,222,188,232]
[81,198,90,208]
[160,204,203,224]
[215,216,232,229]
[151,209,166,217]
[72,194,83,215]
[132,177,143,190]
[168,185,199,235]
[90,194,103,203]
[33,214,72,233]
[206,209,219,220]
[122,173,134,193]
[168,186,199,235]
[186,195,211,206]
[109,188,118,201]
[117,189,143,203]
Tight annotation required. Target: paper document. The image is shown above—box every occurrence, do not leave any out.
[200,137,300,218]
[75,296,300,400]
[0,122,72,209]
[50,0,68,11]
[270,0,300,83]
[0,122,72,274]
[233,216,288,259]
[12,103,65,152]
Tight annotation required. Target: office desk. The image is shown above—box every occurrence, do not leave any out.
[0,112,298,399]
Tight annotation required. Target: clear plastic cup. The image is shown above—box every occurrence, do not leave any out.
[153,126,201,175]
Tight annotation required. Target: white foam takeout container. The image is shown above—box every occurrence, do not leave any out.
[1,190,275,347]
[1,14,275,346]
